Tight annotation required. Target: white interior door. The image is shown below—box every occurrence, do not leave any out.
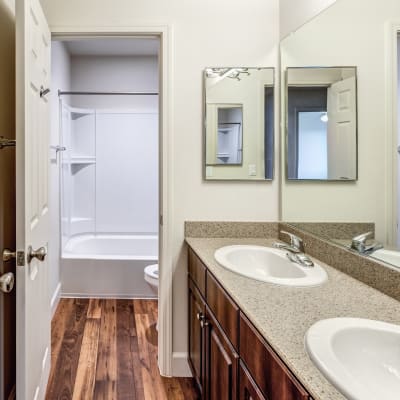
[16,0,51,399]
[327,76,357,180]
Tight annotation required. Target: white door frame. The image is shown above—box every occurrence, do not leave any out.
[385,21,400,246]
[51,25,174,376]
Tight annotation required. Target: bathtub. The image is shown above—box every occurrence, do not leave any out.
[61,233,158,298]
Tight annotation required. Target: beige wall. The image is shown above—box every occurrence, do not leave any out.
[280,0,337,38]
[280,0,400,242]
[39,0,280,373]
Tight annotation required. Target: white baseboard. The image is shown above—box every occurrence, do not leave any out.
[171,352,192,377]
[50,282,61,317]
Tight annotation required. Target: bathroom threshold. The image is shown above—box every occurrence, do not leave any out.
[45,299,198,399]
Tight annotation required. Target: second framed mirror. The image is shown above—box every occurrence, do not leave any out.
[285,67,358,181]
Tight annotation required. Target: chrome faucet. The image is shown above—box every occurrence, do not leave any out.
[274,231,314,267]
[350,232,383,255]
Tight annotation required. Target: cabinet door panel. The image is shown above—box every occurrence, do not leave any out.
[188,279,206,396]
[240,313,309,400]
[239,361,266,400]
[206,308,239,400]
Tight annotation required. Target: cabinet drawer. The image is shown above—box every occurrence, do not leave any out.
[240,313,309,400]
[188,248,206,296]
[206,272,239,350]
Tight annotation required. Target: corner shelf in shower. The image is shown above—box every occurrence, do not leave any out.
[71,217,92,223]
[70,107,95,120]
[70,156,96,165]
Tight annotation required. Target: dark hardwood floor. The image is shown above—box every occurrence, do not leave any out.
[45,299,199,400]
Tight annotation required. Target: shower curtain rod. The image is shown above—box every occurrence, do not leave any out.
[58,90,159,96]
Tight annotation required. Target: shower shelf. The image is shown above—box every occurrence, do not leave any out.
[71,217,92,223]
[70,107,95,120]
[70,156,96,165]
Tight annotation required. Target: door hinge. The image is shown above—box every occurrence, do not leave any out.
[17,250,25,267]
[160,214,163,226]
[0,137,16,149]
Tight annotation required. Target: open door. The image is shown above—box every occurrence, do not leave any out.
[16,0,51,398]
[327,76,357,180]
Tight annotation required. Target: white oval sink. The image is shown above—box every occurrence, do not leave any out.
[214,245,327,287]
[306,318,400,400]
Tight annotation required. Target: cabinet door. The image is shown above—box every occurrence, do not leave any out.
[205,309,239,400]
[188,279,206,396]
[240,313,309,400]
[239,361,266,400]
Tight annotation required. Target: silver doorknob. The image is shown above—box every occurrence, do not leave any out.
[27,246,47,264]
[3,249,16,262]
[0,272,14,293]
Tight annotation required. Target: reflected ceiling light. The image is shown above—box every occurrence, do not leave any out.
[320,112,328,122]
[205,67,251,80]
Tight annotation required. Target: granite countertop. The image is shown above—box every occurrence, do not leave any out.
[185,237,400,400]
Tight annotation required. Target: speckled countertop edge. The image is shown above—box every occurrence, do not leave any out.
[185,237,400,400]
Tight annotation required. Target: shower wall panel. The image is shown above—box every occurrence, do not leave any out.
[95,112,158,233]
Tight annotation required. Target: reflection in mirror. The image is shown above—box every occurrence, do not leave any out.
[214,105,243,165]
[286,67,357,181]
[204,67,274,180]
[287,222,400,269]
[279,0,400,273]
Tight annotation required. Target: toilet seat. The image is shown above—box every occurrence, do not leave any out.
[144,264,159,288]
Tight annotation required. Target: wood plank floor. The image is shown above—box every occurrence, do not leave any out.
[45,299,199,400]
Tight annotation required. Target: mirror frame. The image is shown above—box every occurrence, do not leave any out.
[284,66,359,182]
[203,66,275,181]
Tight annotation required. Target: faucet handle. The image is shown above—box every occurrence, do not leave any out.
[280,230,305,252]
[352,231,373,244]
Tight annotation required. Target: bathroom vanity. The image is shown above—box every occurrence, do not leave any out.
[187,247,310,400]
[185,225,400,400]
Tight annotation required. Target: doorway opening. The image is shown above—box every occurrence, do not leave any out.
[45,36,181,397]
[50,37,160,300]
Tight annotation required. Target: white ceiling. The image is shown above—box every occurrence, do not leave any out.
[63,38,159,57]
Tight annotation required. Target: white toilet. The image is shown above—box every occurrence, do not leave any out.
[144,263,159,295]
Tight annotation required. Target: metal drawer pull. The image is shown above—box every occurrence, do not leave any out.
[200,319,209,329]
[27,246,47,263]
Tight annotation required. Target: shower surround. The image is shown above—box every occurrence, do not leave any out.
[59,100,158,298]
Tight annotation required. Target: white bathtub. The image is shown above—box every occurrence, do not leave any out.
[63,233,158,260]
[61,234,158,298]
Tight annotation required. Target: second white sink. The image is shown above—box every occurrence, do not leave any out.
[214,245,327,287]
[306,318,400,400]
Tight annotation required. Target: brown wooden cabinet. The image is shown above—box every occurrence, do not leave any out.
[188,247,312,400]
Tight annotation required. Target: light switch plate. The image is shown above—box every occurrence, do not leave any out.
[248,164,257,176]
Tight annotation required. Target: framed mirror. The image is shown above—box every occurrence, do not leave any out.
[204,67,274,180]
[285,67,357,181]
